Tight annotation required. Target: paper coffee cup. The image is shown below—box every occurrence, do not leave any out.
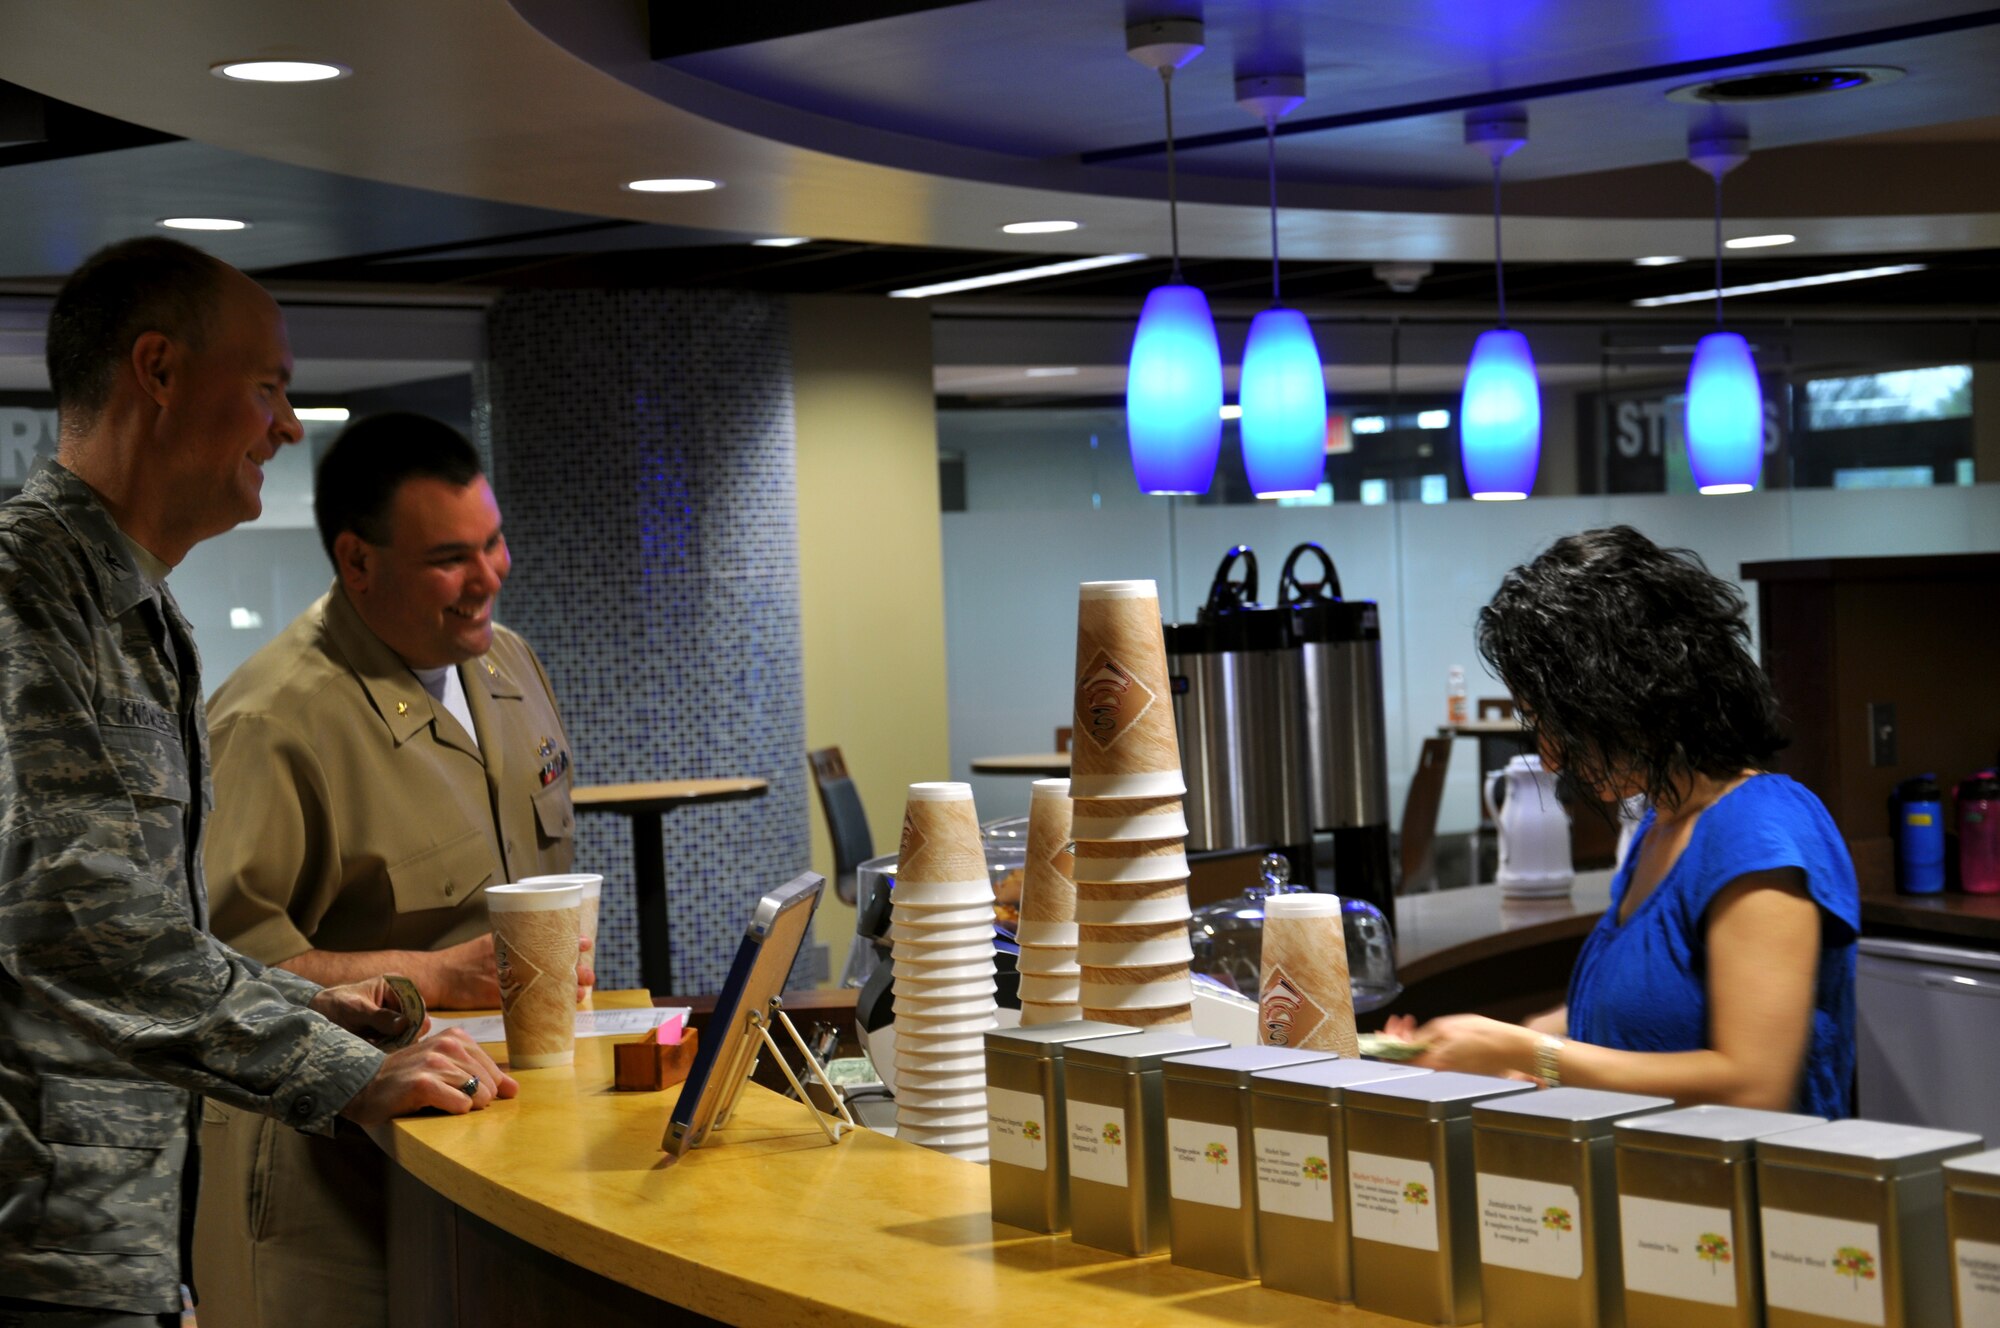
[486,883,581,1068]
[1016,972,1082,1003]
[1071,837,1191,884]
[894,992,997,1019]
[1085,1003,1193,1027]
[1019,999,1082,1027]
[1259,893,1358,1058]
[1071,794,1190,842]
[892,879,995,907]
[890,901,996,927]
[515,873,602,951]
[888,921,994,947]
[1079,972,1191,1008]
[898,1126,989,1148]
[891,958,996,984]
[896,1011,999,1035]
[895,1052,986,1076]
[1019,778,1077,927]
[1013,920,1079,946]
[890,938,994,966]
[895,1091,988,1113]
[893,975,997,1000]
[1069,581,1186,798]
[1076,921,1195,967]
[897,782,989,888]
[1072,892,1192,925]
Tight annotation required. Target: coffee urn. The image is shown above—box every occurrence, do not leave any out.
[1281,543,1395,919]
[1167,546,1312,864]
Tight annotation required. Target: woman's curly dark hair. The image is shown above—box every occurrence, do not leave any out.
[1476,525,1788,812]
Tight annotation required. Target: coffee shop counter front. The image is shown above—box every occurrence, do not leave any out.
[372,990,1443,1327]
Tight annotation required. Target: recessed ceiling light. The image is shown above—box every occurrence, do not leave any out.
[1001,220,1081,235]
[752,236,811,248]
[1725,233,1796,250]
[1219,404,1243,420]
[888,253,1146,299]
[157,217,249,232]
[624,178,720,193]
[294,407,351,422]
[1633,255,1685,267]
[1629,263,1926,307]
[1667,65,1902,104]
[1024,367,1079,378]
[212,61,349,83]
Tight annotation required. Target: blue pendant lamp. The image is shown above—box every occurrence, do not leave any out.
[1685,134,1762,494]
[1125,15,1221,495]
[1236,69,1326,499]
[1459,111,1540,501]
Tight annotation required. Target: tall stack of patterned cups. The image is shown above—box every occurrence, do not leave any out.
[890,781,999,1161]
[1014,778,1080,1024]
[1068,580,1195,1028]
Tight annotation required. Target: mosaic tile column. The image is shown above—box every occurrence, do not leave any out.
[479,290,810,994]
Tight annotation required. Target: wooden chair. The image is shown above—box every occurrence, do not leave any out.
[1054,726,1073,754]
[1476,696,1517,722]
[807,746,875,906]
[1397,737,1454,894]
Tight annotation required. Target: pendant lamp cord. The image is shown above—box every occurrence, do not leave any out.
[1266,116,1281,305]
[1492,157,1507,329]
[1713,172,1725,327]
[1161,68,1182,282]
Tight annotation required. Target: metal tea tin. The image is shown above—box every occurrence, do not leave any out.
[984,1021,1142,1232]
[1614,1105,1826,1328]
[1064,1030,1229,1256]
[1756,1119,1982,1328]
[1250,1059,1431,1303]
[1471,1087,1674,1328]
[1159,1046,1336,1279]
[1942,1149,2000,1328]
[1344,1071,1537,1326]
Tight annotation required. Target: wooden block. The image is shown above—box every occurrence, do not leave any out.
[613,1027,699,1092]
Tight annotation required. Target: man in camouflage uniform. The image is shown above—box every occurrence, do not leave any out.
[0,238,516,1326]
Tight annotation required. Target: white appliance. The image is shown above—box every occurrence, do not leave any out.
[1483,753,1574,897]
[1856,937,2000,1141]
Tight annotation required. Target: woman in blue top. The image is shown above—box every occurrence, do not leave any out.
[1390,526,1859,1117]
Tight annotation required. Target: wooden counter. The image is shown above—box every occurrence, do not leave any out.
[1860,876,2000,947]
[1377,871,1614,1026]
[374,993,1468,1327]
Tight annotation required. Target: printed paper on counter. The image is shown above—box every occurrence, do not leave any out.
[1619,1195,1738,1307]
[1957,1239,2000,1323]
[1254,1127,1336,1223]
[1348,1151,1439,1251]
[1477,1173,1584,1279]
[1762,1208,1886,1327]
[1066,1099,1128,1187]
[455,1006,684,1045]
[986,1087,1050,1171]
[1167,1117,1242,1209]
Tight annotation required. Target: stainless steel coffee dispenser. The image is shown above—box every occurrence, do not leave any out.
[1281,542,1395,919]
[1167,546,1312,855]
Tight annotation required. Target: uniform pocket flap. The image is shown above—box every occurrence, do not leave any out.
[100,722,192,805]
[386,827,497,914]
[41,1074,186,1148]
[532,776,574,840]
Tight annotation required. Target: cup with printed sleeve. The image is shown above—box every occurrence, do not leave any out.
[1069,580,1186,799]
[486,882,582,1068]
[1258,892,1358,1057]
[517,872,602,1003]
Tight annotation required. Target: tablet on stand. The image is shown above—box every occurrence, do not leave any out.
[662,872,855,1156]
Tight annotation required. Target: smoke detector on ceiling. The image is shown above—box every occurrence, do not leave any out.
[1374,261,1433,294]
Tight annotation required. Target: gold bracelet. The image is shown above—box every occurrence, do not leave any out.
[1535,1034,1565,1087]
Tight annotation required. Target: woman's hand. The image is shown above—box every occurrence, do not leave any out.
[1406,1014,1539,1079]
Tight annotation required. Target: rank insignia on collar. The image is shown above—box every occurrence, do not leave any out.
[396,701,409,715]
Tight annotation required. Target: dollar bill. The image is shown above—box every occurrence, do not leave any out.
[375,974,427,1051]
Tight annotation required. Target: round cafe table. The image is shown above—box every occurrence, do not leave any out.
[572,778,768,995]
[968,752,1071,777]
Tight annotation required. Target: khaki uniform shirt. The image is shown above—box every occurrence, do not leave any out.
[203,586,576,963]
[0,462,381,1317]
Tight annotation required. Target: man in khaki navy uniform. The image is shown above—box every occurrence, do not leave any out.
[193,411,578,1328]
[0,242,515,1328]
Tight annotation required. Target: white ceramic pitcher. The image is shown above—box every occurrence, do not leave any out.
[1483,753,1574,897]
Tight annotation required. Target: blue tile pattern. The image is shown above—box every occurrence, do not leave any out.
[479,290,809,994]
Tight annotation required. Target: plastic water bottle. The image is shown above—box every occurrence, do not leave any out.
[1891,773,1945,895]
[1447,665,1468,726]
[1958,772,2000,895]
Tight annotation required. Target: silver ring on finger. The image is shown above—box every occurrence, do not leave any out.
[459,1075,481,1098]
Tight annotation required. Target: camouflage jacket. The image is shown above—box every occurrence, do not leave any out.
[0,460,384,1314]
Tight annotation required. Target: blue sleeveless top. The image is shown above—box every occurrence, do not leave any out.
[1566,774,1859,1118]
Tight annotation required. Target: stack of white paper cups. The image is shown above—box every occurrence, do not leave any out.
[1014,778,1080,1024]
[1069,580,1194,1028]
[891,781,998,1161]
